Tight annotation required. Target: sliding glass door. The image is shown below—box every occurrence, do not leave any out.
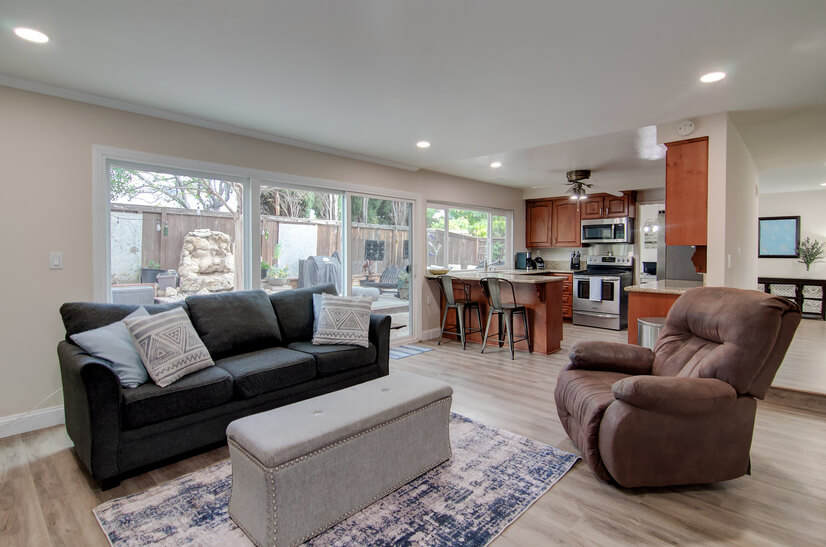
[350,195,414,341]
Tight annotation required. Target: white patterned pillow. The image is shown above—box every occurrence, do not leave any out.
[311,294,372,348]
[124,307,214,387]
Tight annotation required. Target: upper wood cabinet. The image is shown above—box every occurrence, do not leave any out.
[552,199,581,247]
[526,199,553,247]
[580,197,604,219]
[665,137,708,246]
[580,193,636,220]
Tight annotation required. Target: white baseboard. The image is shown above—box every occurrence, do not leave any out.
[421,328,441,341]
[0,405,65,439]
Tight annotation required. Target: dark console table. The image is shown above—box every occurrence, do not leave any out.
[758,277,826,320]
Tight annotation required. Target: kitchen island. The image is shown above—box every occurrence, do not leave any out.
[624,280,702,344]
[426,271,564,354]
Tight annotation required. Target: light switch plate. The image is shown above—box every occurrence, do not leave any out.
[50,251,63,270]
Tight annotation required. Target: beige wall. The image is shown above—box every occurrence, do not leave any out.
[759,189,826,278]
[723,118,759,289]
[0,86,525,419]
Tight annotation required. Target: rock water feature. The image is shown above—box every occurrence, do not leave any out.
[178,229,235,294]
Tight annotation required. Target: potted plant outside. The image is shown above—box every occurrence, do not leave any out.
[140,260,165,284]
[261,261,271,280]
[267,267,290,286]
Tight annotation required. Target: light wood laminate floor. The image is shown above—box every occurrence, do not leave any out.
[772,318,826,394]
[1,324,824,546]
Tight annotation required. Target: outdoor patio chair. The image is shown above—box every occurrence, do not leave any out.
[361,265,402,293]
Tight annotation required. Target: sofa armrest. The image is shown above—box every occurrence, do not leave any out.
[57,341,124,482]
[369,314,391,377]
[568,341,654,375]
[612,375,737,415]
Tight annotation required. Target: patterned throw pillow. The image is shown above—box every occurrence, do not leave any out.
[311,294,372,348]
[124,307,214,388]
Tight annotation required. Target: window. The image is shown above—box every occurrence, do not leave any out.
[96,147,421,343]
[108,164,246,302]
[426,204,512,270]
[260,184,344,294]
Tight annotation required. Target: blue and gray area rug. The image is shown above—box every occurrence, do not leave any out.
[94,413,579,546]
[389,344,435,359]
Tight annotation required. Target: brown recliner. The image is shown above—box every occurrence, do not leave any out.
[554,287,801,488]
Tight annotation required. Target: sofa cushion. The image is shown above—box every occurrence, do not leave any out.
[121,366,234,429]
[554,369,629,482]
[269,284,337,344]
[186,290,282,360]
[216,347,316,399]
[287,341,376,376]
[60,301,187,340]
[124,308,215,388]
[69,307,150,388]
[311,294,372,348]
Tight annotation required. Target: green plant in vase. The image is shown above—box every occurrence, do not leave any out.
[261,261,271,280]
[267,267,290,286]
[797,237,824,271]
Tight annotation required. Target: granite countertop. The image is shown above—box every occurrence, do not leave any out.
[425,271,563,284]
[624,279,703,295]
[494,268,583,275]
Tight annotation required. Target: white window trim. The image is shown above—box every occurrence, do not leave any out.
[426,201,514,269]
[92,146,423,343]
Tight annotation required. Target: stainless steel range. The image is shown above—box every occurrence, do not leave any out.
[573,255,634,330]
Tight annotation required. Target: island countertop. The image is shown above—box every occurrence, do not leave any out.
[424,271,564,284]
[624,280,703,295]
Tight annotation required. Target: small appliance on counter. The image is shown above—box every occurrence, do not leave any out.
[534,257,545,269]
[570,251,581,270]
[572,255,633,330]
[515,251,536,270]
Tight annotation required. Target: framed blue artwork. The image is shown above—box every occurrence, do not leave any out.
[758,216,800,258]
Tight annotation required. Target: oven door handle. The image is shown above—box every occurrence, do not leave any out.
[574,311,618,319]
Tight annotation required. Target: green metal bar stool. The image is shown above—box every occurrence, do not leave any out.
[480,277,532,359]
[437,275,484,350]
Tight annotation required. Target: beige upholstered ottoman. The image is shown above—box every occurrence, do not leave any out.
[226,371,453,547]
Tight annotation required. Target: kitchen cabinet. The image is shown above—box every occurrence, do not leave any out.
[552,199,581,247]
[526,199,553,247]
[580,193,636,220]
[665,136,708,272]
[665,137,708,246]
[551,273,574,319]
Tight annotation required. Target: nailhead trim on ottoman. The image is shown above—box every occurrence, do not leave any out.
[226,371,453,547]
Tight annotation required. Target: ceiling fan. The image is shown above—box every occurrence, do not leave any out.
[532,169,624,199]
[564,170,623,200]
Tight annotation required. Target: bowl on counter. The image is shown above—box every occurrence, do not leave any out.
[428,267,450,275]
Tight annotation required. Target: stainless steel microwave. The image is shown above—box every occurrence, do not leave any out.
[581,217,634,244]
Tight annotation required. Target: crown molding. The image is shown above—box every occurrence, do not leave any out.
[0,74,420,172]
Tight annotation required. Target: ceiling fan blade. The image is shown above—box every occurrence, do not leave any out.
[590,185,624,197]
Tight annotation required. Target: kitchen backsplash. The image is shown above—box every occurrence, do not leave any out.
[531,244,634,260]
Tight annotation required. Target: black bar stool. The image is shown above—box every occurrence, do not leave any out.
[437,275,484,350]
[480,277,532,359]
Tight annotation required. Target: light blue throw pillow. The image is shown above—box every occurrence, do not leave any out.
[70,307,150,388]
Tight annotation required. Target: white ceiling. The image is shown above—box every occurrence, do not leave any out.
[2,1,826,192]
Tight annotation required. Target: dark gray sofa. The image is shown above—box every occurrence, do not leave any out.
[57,284,390,488]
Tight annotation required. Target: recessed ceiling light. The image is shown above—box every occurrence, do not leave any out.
[820,182,826,187]
[13,27,49,44]
[416,141,431,149]
[700,71,726,83]
[490,161,502,168]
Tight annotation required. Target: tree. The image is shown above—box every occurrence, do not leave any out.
[110,167,241,216]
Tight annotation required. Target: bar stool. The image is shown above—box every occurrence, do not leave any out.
[480,277,532,359]
[437,275,484,350]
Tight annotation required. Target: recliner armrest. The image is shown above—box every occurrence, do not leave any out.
[568,341,654,375]
[612,376,737,415]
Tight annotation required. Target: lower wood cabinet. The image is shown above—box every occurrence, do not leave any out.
[552,273,573,319]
